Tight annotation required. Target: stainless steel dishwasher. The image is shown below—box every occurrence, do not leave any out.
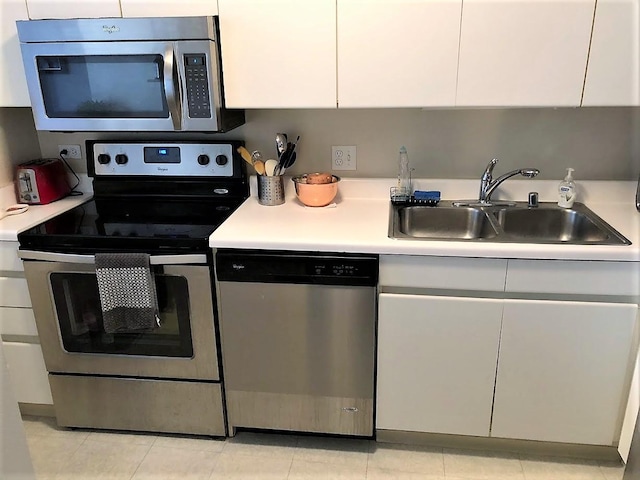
[215,249,378,437]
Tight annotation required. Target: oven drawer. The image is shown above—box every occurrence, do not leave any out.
[49,375,225,436]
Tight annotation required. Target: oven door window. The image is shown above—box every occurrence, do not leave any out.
[50,272,193,357]
[36,55,169,119]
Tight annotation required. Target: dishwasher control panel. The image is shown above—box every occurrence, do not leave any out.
[216,250,379,286]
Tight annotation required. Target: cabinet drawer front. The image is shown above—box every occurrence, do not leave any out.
[506,260,640,297]
[0,278,32,307]
[0,242,22,272]
[0,307,37,337]
[2,342,52,405]
[380,255,507,291]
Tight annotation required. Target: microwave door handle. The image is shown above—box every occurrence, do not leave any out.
[163,46,182,131]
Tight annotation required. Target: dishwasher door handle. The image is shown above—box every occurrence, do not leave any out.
[18,250,207,265]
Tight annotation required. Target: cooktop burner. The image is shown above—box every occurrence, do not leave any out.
[18,140,249,255]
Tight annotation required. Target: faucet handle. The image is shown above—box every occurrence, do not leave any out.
[482,158,499,180]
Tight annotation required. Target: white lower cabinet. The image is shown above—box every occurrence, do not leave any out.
[491,299,638,445]
[0,240,52,406]
[377,255,640,446]
[2,342,53,405]
[377,293,502,436]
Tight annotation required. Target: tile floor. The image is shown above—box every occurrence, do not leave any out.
[22,415,626,480]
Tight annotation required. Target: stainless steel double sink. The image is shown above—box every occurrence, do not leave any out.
[389,201,631,245]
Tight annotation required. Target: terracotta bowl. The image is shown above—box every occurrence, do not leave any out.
[291,174,341,207]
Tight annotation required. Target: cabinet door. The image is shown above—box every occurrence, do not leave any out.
[377,293,503,437]
[582,0,640,106]
[26,0,122,19]
[492,299,638,445]
[0,0,30,106]
[337,0,461,107]
[218,0,336,108]
[456,0,594,106]
[121,0,218,17]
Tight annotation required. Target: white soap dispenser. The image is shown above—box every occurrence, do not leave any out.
[558,167,577,208]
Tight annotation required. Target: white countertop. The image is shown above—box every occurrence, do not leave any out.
[210,177,640,262]
[0,178,92,242]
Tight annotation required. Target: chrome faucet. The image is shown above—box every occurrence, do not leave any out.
[478,158,540,204]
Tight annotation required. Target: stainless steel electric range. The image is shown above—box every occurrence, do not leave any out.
[17,140,248,436]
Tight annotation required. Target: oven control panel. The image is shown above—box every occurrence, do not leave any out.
[91,142,235,177]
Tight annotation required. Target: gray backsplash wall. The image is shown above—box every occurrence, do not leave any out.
[36,107,640,181]
[0,108,42,188]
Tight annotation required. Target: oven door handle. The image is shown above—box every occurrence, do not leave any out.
[17,251,207,266]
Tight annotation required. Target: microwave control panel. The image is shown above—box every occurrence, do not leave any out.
[184,55,212,119]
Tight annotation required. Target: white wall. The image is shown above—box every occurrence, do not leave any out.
[36,107,640,182]
[0,108,41,189]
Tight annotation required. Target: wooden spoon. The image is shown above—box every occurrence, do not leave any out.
[236,146,254,167]
[254,159,266,176]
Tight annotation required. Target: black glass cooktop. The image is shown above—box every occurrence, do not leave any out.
[18,197,245,254]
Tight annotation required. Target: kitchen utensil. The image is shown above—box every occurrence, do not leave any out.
[0,203,29,220]
[253,159,266,176]
[291,174,340,207]
[237,146,254,167]
[265,159,278,176]
[283,151,297,170]
[251,150,264,163]
[276,133,287,158]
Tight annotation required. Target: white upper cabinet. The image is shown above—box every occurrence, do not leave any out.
[218,0,337,108]
[337,0,462,108]
[120,0,218,17]
[456,0,595,107]
[26,0,121,19]
[582,0,640,106]
[0,0,30,106]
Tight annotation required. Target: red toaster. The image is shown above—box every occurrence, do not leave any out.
[16,158,72,205]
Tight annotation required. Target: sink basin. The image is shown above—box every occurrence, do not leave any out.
[393,206,498,240]
[389,201,631,245]
[495,207,613,243]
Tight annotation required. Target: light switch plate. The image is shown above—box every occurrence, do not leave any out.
[331,146,357,171]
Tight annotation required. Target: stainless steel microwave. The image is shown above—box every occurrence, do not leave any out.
[16,16,244,133]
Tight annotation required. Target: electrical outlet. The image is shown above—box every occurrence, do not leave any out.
[331,146,357,171]
[58,144,82,159]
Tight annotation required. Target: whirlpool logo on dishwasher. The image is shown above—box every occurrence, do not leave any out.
[232,263,245,270]
[102,25,120,34]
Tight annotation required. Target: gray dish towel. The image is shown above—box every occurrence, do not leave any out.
[95,253,161,334]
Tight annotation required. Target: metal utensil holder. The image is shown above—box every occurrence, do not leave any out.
[257,175,285,206]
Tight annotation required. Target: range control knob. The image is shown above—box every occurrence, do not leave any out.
[97,154,111,165]
[197,154,210,166]
[115,154,128,165]
[215,154,228,166]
